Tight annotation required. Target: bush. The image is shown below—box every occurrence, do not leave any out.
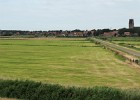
[0,80,140,100]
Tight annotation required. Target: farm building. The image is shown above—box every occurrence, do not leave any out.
[103,31,118,37]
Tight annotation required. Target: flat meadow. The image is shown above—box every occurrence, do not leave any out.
[110,37,140,51]
[0,38,140,89]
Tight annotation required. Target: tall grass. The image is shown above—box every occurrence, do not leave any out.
[1,80,140,100]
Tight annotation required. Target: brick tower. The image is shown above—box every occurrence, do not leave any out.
[129,19,134,29]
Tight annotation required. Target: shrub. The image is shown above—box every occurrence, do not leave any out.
[0,80,140,100]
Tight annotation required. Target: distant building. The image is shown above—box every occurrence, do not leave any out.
[103,31,118,37]
[124,32,131,36]
[127,19,140,36]
[129,19,134,29]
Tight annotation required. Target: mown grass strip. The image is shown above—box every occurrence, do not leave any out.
[1,38,140,88]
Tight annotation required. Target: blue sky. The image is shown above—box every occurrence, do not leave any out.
[0,0,140,30]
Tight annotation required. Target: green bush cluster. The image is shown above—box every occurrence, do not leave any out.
[0,80,139,100]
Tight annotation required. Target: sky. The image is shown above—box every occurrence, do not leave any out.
[0,0,140,30]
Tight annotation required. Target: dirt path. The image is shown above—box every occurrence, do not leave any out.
[0,37,85,41]
[0,98,17,100]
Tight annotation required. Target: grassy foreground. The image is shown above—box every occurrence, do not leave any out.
[0,38,140,88]
[0,80,140,100]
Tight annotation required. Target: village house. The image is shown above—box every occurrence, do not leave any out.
[103,31,118,37]
[124,32,131,36]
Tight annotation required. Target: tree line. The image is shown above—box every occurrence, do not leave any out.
[0,28,140,37]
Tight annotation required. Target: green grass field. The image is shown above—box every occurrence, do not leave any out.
[108,37,140,51]
[0,38,140,89]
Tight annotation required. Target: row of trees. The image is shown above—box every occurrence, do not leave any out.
[0,29,114,36]
[118,27,140,36]
[0,28,140,37]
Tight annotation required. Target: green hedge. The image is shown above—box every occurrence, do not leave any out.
[0,80,139,100]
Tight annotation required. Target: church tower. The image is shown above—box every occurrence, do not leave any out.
[129,19,134,29]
